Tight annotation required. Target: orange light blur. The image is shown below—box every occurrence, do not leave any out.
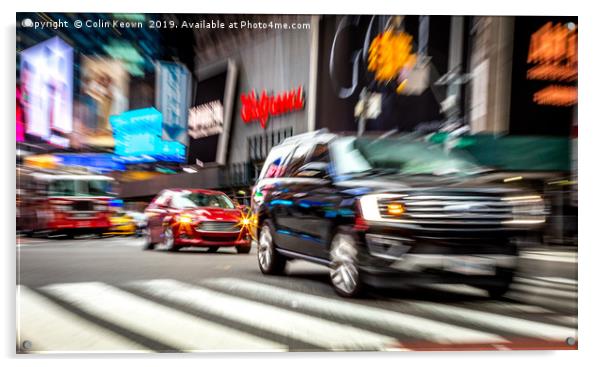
[387,202,405,216]
[533,85,577,106]
[368,29,417,93]
[235,209,258,242]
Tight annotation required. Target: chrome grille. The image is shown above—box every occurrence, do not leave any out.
[196,221,239,232]
[377,193,516,229]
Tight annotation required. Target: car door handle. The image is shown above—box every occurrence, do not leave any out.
[293,192,307,198]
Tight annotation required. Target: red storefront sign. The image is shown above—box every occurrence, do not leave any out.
[240,86,304,128]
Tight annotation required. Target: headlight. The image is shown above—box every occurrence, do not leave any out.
[359,194,407,221]
[177,215,193,224]
[502,195,546,224]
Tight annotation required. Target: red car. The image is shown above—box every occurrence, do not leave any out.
[143,189,252,253]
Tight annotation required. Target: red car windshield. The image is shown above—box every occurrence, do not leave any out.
[172,192,236,209]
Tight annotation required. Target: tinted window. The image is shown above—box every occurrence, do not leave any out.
[285,142,314,177]
[49,180,76,196]
[172,192,235,209]
[153,191,172,207]
[258,144,295,180]
[48,179,113,197]
[306,143,330,164]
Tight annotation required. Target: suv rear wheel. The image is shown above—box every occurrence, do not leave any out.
[329,232,363,297]
[257,221,286,274]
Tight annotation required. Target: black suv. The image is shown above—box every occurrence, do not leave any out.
[251,130,545,297]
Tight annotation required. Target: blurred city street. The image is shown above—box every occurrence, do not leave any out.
[15,13,578,354]
[17,236,577,352]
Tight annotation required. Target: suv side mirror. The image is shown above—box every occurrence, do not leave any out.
[295,162,331,180]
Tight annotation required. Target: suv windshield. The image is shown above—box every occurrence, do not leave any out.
[48,179,114,196]
[173,192,236,209]
[331,136,485,177]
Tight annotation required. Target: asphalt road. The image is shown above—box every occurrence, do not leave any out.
[16,236,578,353]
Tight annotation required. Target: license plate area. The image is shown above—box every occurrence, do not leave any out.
[445,256,496,276]
[71,212,94,219]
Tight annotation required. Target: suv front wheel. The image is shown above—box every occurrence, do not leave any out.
[329,232,363,297]
[257,221,287,274]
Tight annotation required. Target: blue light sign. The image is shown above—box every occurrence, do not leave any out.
[110,107,185,162]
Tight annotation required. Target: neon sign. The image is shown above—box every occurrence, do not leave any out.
[240,86,304,129]
[527,22,577,106]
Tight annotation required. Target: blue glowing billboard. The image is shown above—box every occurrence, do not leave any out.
[110,107,185,162]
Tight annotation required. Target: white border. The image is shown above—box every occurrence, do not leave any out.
[4,2,600,367]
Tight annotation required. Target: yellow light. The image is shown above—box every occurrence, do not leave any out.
[178,215,192,224]
[236,210,258,242]
[387,202,405,216]
[502,195,542,202]
[504,176,523,183]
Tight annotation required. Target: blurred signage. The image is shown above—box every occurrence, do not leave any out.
[110,107,185,162]
[240,86,305,129]
[75,57,130,148]
[188,101,224,138]
[187,60,237,166]
[527,22,577,106]
[54,153,126,173]
[19,36,73,144]
[16,86,25,142]
[156,61,192,144]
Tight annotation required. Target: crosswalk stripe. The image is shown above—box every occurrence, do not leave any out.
[17,286,146,353]
[41,282,285,352]
[464,301,555,314]
[504,291,577,312]
[520,252,577,263]
[398,299,576,341]
[128,279,397,351]
[510,283,577,299]
[419,283,488,297]
[515,277,577,291]
[534,276,578,286]
[203,278,507,344]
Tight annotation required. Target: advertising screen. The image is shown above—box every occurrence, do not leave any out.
[156,61,192,145]
[187,59,237,166]
[110,107,186,162]
[73,56,130,148]
[19,36,73,143]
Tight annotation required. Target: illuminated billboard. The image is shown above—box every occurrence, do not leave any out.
[156,61,192,145]
[110,107,186,162]
[19,36,73,144]
[187,59,237,166]
[73,56,130,148]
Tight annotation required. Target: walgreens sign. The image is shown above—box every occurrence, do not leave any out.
[240,86,304,128]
